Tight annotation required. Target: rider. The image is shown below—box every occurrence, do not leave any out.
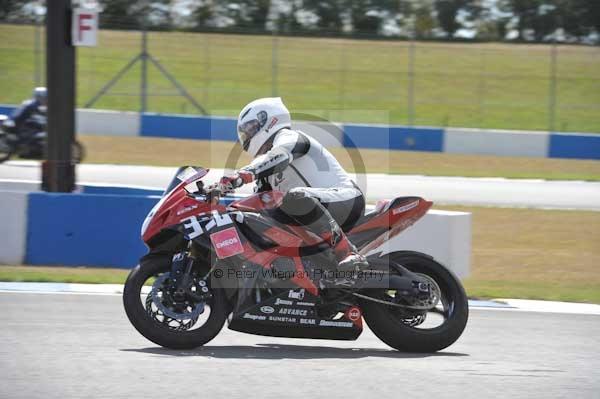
[219,97,368,282]
[4,87,47,138]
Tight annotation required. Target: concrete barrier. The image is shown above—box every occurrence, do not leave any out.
[0,191,28,264]
[445,128,549,158]
[140,113,238,141]
[549,133,600,160]
[368,210,471,279]
[77,109,139,136]
[343,124,444,152]
[4,104,597,159]
[0,183,471,277]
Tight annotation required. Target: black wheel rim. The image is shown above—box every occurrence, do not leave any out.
[140,269,215,332]
[383,262,458,331]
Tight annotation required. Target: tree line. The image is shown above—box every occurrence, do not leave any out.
[1,0,599,43]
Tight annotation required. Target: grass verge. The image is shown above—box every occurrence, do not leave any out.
[79,136,600,181]
[2,206,599,303]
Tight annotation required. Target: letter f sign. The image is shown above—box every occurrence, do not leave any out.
[72,9,98,47]
[78,13,92,42]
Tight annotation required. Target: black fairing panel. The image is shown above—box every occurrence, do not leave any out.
[236,213,278,250]
[228,289,362,340]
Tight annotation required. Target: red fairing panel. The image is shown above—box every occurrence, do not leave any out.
[351,198,432,255]
[142,180,225,244]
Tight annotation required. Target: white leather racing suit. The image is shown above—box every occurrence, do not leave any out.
[240,128,365,231]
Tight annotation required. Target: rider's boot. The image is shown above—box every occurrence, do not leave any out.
[279,190,368,286]
[318,219,368,274]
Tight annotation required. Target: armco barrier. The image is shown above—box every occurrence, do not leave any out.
[1,104,598,159]
[0,185,471,278]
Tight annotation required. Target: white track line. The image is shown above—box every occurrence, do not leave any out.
[1,282,599,315]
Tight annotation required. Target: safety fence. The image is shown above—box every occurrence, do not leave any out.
[1,22,599,134]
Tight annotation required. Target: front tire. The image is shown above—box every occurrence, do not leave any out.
[361,252,468,352]
[123,254,228,349]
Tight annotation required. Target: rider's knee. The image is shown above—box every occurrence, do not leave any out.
[282,188,319,218]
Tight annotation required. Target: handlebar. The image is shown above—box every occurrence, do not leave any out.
[204,183,235,205]
[205,185,222,205]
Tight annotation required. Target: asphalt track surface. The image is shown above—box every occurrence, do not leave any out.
[2,161,600,210]
[1,292,599,399]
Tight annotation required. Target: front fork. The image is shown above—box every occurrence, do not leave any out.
[170,243,209,302]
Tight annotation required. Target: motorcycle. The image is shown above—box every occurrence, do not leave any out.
[0,114,85,164]
[123,166,468,352]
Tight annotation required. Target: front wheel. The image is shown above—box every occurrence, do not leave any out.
[360,252,468,352]
[123,254,229,349]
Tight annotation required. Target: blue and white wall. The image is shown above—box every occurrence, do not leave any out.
[1,105,599,160]
[0,186,159,268]
[0,183,471,278]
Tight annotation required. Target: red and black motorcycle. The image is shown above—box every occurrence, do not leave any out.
[123,166,468,352]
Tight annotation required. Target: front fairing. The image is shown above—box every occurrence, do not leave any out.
[141,166,214,244]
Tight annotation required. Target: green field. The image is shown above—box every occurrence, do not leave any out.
[1,24,599,132]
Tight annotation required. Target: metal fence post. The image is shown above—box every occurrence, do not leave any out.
[548,43,557,132]
[140,28,148,113]
[202,32,211,109]
[271,28,279,97]
[34,20,42,87]
[407,40,415,126]
[477,46,487,127]
[338,40,347,111]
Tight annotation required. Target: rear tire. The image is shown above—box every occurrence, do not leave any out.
[123,254,228,349]
[361,252,468,352]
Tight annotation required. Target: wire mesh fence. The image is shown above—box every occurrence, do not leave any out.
[1,20,599,133]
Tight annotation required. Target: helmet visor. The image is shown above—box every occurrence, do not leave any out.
[237,119,261,151]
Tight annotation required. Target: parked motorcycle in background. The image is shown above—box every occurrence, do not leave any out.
[0,114,85,163]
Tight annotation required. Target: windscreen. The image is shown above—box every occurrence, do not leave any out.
[164,166,208,195]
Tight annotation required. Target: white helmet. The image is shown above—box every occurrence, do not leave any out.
[237,97,291,157]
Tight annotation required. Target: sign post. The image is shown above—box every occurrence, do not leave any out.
[43,0,76,192]
[43,3,98,192]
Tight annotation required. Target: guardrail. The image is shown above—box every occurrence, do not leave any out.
[1,105,598,160]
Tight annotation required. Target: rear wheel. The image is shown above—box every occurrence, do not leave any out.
[123,254,228,349]
[360,252,468,352]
